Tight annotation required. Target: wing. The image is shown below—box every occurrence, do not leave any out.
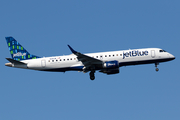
[68,45,103,69]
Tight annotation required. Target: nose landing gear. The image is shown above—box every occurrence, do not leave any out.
[155,63,159,72]
[156,68,159,72]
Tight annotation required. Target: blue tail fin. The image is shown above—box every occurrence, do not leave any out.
[5,37,40,61]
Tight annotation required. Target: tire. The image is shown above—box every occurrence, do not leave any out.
[90,76,95,80]
[89,71,95,80]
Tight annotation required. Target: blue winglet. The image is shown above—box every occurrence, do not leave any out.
[68,45,78,54]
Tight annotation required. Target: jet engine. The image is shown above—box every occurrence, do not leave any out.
[100,60,120,75]
[103,60,119,69]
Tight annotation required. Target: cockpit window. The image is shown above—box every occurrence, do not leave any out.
[159,50,167,52]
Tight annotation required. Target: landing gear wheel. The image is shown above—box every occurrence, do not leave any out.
[155,63,159,72]
[89,71,95,80]
[90,76,95,80]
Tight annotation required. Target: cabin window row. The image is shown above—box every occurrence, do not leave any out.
[92,54,122,58]
[104,54,122,57]
[48,53,123,62]
[49,58,77,62]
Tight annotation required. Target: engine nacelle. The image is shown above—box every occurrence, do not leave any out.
[103,60,119,69]
[107,69,119,74]
[99,68,119,75]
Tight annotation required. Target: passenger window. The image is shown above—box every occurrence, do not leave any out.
[116,54,118,56]
[105,55,107,57]
[109,55,111,57]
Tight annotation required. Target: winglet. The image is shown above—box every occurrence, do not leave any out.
[68,45,78,54]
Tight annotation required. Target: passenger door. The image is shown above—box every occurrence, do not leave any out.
[151,50,155,58]
[41,60,46,67]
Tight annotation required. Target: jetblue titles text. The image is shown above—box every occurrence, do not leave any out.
[123,50,148,59]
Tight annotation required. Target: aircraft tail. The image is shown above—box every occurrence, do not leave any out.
[5,37,40,61]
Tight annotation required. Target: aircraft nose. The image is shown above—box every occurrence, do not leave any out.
[169,53,175,60]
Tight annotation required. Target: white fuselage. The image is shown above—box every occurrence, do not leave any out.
[9,48,174,72]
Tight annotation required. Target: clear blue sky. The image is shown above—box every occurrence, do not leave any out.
[0,0,179,120]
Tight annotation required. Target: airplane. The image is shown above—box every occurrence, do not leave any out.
[5,36,175,80]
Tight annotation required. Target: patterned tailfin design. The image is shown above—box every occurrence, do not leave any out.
[5,37,40,61]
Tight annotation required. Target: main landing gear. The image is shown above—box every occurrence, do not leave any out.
[155,63,159,72]
[89,71,95,80]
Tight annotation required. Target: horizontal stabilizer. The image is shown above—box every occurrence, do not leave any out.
[6,58,26,65]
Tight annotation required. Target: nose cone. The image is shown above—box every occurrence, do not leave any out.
[169,53,175,60]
